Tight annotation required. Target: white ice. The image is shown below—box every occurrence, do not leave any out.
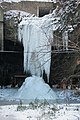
[15,76,57,102]
[18,12,60,82]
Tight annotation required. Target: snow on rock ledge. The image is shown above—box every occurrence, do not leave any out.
[0,0,57,3]
[16,76,57,103]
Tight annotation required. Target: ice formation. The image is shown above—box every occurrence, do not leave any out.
[18,13,59,82]
[16,76,57,102]
[18,0,76,81]
[62,31,68,50]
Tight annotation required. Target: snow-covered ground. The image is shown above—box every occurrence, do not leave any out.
[0,103,80,120]
[0,76,80,120]
[0,76,80,104]
[0,87,80,104]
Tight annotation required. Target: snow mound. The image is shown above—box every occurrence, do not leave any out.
[16,76,57,103]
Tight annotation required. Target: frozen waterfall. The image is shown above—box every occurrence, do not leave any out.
[18,14,59,83]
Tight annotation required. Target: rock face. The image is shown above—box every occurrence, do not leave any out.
[4,10,19,48]
[49,1,80,85]
[4,16,18,44]
[4,10,34,50]
[1,1,54,16]
[50,52,80,85]
[0,1,80,86]
[0,51,23,87]
[0,10,25,87]
[0,6,3,50]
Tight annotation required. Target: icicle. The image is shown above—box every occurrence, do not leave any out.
[62,31,68,50]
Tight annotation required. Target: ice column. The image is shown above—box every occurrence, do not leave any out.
[62,31,68,50]
[18,17,54,83]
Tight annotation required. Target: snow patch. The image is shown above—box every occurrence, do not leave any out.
[4,10,33,21]
[0,104,80,120]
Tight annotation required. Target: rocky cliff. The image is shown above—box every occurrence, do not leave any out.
[0,0,80,86]
[49,0,80,85]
